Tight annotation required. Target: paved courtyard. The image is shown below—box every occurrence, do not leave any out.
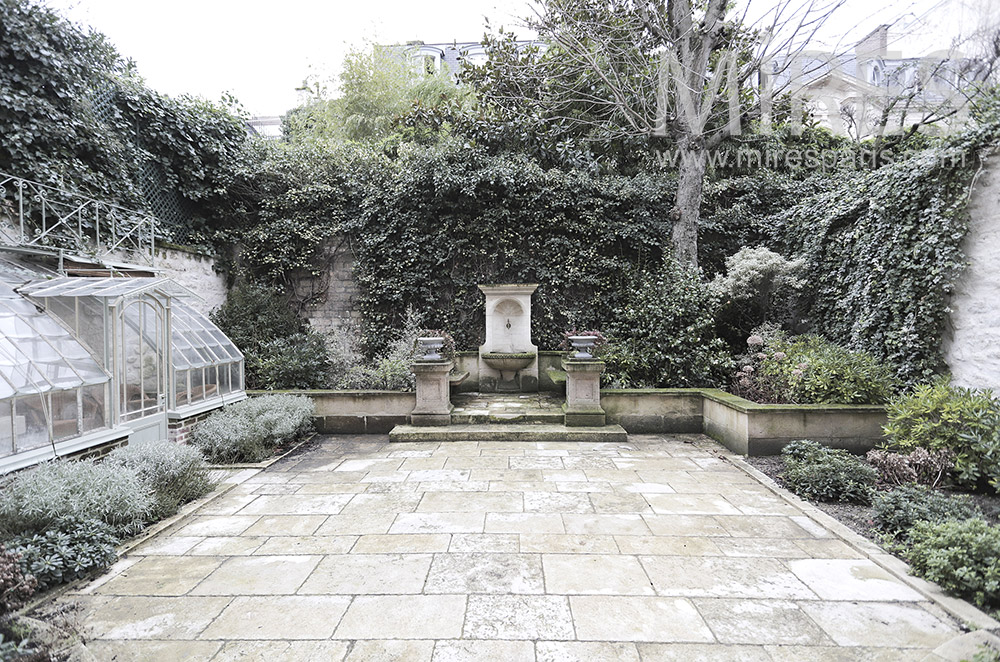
[67,434,976,661]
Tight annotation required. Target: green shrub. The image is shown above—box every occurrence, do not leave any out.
[762,333,896,405]
[210,284,332,390]
[968,644,1000,662]
[710,246,805,347]
[326,323,363,385]
[866,448,956,488]
[338,308,422,390]
[0,635,42,661]
[604,258,733,388]
[872,484,982,542]
[908,518,1000,611]
[339,358,412,390]
[730,323,796,403]
[0,547,36,615]
[191,394,314,464]
[780,438,827,462]
[255,331,332,390]
[781,440,877,503]
[954,408,1000,492]
[884,380,1000,490]
[8,516,119,592]
[0,460,153,537]
[106,440,214,519]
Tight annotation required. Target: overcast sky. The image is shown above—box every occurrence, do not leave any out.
[45,0,995,117]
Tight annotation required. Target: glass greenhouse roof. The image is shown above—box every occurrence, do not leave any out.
[20,277,194,301]
[170,300,243,369]
[0,284,109,399]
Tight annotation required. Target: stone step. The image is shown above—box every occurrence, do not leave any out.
[389,423,628,443]
[449,411,566,425]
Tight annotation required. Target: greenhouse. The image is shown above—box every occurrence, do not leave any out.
[0,268,245,473]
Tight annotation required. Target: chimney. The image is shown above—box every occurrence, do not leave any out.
[855,25,888,61]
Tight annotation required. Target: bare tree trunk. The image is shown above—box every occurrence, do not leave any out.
[672,140,706,269]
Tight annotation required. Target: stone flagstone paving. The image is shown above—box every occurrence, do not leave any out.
[65,434,974,661]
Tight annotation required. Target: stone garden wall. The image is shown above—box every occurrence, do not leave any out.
[154,244,228,316]
[293,237,360,333]
[944,151,1000,392]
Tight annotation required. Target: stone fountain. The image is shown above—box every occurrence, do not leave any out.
[478,284,538,392]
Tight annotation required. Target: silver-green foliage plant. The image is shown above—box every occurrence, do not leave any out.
[0,460,153,537]
[908,518,1000,612]
[191,395,314,464]
[884,379,1000,491]
[106,440,214,519]
[9,515,119,591]
[780,439,877,504]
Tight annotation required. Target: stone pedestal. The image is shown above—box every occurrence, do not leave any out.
[410,360,454,426]
[561,358,606,427]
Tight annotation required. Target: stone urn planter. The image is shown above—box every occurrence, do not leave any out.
[567,335,599,359]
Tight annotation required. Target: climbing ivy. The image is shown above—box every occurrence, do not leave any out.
[0,0,248,236]
[772,117,1000,385]
[341,141,675,354]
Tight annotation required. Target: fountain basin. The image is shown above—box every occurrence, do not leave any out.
[482,352,535,374]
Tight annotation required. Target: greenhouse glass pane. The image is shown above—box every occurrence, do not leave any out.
[218,362,231,395]
[82,383,106,433]
[0,288,110,399]
[190,368,205,404]
[76,297,107,367]
[232,362,244,392]
[0,399,12,456]
[174,369,189,407]
[50,388,79,441]
[45,297,77,332]
[170,302,243,374]
[14,394,49,452]
[203,365,218,400]
[181,347,206,368]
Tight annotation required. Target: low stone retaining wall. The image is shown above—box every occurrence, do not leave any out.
[601,389,703,433]
[269,390,415,434]
[272,387,886,455]
[700,389,887,456]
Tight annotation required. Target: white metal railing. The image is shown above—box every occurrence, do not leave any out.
[0,172,156,266]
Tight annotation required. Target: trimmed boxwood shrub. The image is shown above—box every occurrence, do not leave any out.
[191,394,314,464]
[908,518,1000,612]
[780,439,877,504]
[872,484,982,543]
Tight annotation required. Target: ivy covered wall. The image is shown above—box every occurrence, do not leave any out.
[772,120,1000,386]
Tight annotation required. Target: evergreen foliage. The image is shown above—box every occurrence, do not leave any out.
[772,119,1000,385]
